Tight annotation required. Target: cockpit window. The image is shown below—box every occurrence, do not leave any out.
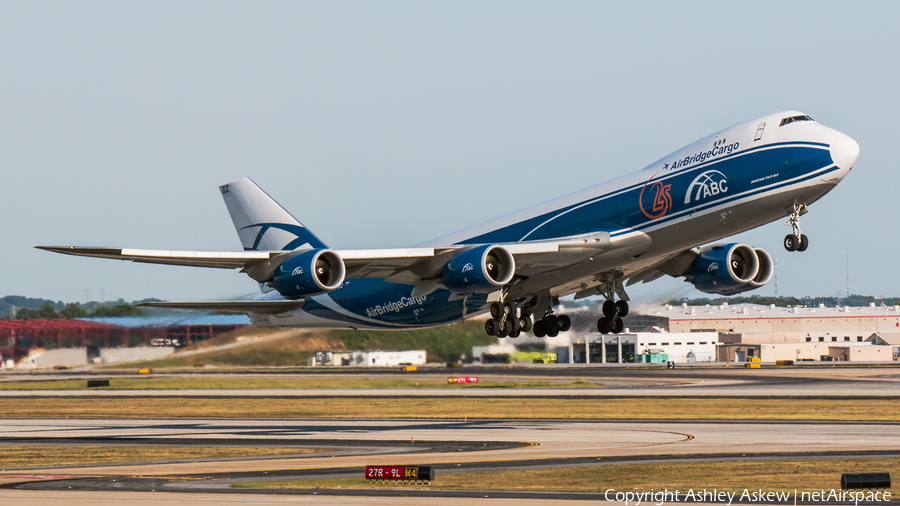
[779,115,814,126]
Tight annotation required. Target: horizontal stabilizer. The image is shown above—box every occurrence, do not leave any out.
[136,300,305,314]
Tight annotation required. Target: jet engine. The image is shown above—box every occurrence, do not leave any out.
[271,249,345,299]
[442,245,515,294]
[688,243,773,295]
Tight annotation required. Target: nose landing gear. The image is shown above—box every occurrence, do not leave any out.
[784,203,809,252]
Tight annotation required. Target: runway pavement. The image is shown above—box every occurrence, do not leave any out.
[3,367,899,396]
[2,418,900,503]
[2,367,899,503]
[2,418,900,476]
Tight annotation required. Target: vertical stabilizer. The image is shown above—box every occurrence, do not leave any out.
[219,178,328,251]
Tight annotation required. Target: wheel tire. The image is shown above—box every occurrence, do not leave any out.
[798,234,809,252]
[611,317,624,334]
[509,329,520,338]
[544,314,559,332]
[508,316,521,334]
[484,319,498,336]
[533,320,547,338]
[520,315,532,333]
[597,317,610,334]
[602,300,617,318]
[615,301,629,318]
[490,302,503,319]
[547,327,559,338]
[784,234,798,252]
[505,301,517,318]
[557,314,571,332]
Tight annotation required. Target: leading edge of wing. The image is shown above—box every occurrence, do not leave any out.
[136,300,305,314]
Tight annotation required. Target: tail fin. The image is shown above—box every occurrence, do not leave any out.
[219,177,328,251]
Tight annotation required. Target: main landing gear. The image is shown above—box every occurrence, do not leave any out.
[783,203,809,252]
[484,301,570,338]
[594,281,628,335]
[484,301,529,338]
[532,310,570,338]
[597,299,628,334]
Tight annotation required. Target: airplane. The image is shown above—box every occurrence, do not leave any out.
[39,111,859,338]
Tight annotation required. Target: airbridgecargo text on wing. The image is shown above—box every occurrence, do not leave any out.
[666,141,739,171]
[367,296,428,318]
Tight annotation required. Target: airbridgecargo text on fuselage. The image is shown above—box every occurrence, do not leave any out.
[666,141,740,171]
[366,296,428,318]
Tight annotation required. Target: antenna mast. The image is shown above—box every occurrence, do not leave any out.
[846,248,850,298]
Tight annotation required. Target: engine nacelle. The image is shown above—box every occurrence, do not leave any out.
[442,245,515,294]
[272,249,345,299]
[688,243,769,295]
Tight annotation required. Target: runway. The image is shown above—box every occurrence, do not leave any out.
[2,368,900,503]
[2,418,899,475]
[2,418,900,503]
[4,366,900,396]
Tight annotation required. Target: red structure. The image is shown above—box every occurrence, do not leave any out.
[0,319,244,362]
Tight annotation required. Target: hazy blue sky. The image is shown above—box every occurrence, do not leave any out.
[2,2,897,304]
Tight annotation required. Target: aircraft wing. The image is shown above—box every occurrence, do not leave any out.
[37,230,642,287]
[35,246,273,269]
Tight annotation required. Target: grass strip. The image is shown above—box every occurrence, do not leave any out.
[0,445,316,468]
[235,458,900,494]
[0,396,897,420]
[0,377,598,391]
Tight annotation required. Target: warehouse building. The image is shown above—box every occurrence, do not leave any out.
[310,349,426,367]
[636,302,900,341]
[561,331,718,364]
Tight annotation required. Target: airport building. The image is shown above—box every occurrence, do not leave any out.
[636,302,900,342]
[625,303,900,362]
[562,332,718,364]
[0,316,247,368]
[310,350,426,367]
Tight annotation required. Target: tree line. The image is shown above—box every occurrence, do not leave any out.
[4,303,144,320]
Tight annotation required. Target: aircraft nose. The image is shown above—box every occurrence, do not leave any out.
[830,132,859,171]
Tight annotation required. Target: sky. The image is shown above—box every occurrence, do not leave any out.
[1,1,898,304]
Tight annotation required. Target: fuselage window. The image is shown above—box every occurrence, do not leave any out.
[779,115,814,127]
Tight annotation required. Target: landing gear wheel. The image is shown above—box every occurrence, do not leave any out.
[485,319,499,336]
[597,316,610,334]
[490,302,503,319]
[533,320,547,338]
[611,317,624,334]
[544,314,559,332]
[504,301,517,318]
[602,300,617,318]
[546,326,559,338]
[509,329,521,338]
[615,301,629,318]
[557,314,571,332]
[498,319,512,338]
[784,234,798,252]
[519,315,532,333]
[798,234,809,252]
[508,316,521,335]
